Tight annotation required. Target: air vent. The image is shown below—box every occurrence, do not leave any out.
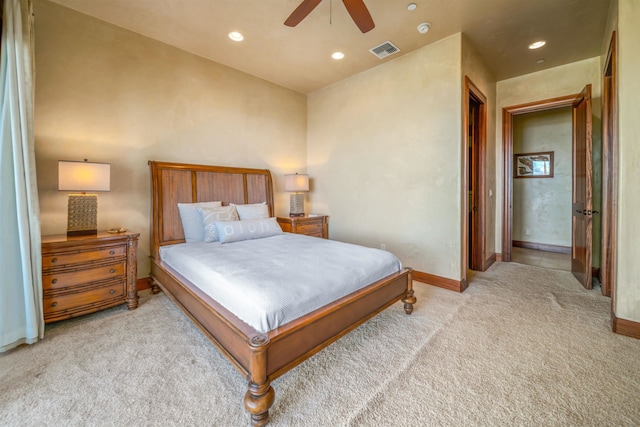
[369,41,400,59]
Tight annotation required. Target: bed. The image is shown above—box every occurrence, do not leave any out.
[148,161,415,426]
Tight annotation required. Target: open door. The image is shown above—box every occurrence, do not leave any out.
[571,85,593,289]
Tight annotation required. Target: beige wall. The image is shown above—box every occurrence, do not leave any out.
[462,34,497,267]
[615,0,640,322]
[307,34,464,280]
[495,57,602,256]
[34,0,640,324]
[34,0,307,277]
[512,108,572,247]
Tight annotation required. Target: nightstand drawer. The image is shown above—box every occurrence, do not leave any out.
[297,222,323,236]
[43,280,126,316]
[43,261,126,290]
[42,245,127,269]
[277,216,328,239]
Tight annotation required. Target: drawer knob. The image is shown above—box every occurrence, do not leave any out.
[110,269,116,274]
[51,302,57,307]
[52,278,57,284]
[51,258,57,264]
[110,250,115,255]
[109,289,116,294]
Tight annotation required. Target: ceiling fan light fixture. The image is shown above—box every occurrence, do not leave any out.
[228,31,244,42]
[331,52,345,60]
[417,22,430,34]
[528,40,546,49]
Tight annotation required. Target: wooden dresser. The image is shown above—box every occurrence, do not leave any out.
[277,215,328,239]
[41,231,139,323]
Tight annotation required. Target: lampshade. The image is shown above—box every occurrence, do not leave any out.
[284,173,309,192]
[58,160,111,192]
[58,160,110,236]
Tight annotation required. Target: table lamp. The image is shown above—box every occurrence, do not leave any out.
[58,159,110,236]
[284,173,309,217]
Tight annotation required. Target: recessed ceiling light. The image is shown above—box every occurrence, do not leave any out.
[528,40,546,49]
[331,52,345,60]
[407,3,417,11]
[417,22,430,34]
[536,59,545,64]
[228,31,244,42]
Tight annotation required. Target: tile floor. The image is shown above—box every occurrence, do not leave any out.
[511,247,571,271]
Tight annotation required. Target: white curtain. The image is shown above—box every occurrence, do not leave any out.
[0,0,44,353]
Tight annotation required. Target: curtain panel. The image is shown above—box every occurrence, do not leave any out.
[0,0,43,353]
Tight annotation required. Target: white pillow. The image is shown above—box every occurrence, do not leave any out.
[178,201,222,243]
[231,202,269,220]
[198,205,240,242]
[215,218,283,244]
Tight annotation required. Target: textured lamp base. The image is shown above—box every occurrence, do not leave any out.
[289,193,305,217]
[67,194,98,236]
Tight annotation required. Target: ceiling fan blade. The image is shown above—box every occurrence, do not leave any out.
[342,0,375,33]
[284,0,323,27]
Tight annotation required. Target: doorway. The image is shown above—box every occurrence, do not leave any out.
[511,107,573,272]
[463,77,487,279]
[502,90,595,289]
[502,94,578,263]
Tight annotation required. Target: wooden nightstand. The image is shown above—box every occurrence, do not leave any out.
[277,215,328,239]
[41,231,139,323]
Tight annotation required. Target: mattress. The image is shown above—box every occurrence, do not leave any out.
[159,233,402,333]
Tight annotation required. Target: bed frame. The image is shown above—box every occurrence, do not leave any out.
[148,161,415,426]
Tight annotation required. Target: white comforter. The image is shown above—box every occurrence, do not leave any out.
[159,233,402,333]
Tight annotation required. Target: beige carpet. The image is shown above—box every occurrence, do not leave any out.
[1,262,639,426]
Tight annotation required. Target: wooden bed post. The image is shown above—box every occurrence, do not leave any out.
[244,335,275,426]
[402,269,416,314]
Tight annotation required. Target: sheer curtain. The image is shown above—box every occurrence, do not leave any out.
[0,0,43,353]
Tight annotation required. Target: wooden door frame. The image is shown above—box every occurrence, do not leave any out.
[601,31,618,298]
[502,94,578,262]
[463,76,487,278]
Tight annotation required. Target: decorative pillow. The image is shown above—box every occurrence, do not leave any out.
[215,218,283,244]
[231,202,269,220]
[198,206,240,242]
[177,201,222,243]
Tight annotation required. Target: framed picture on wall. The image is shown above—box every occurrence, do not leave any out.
[514,151,554,178]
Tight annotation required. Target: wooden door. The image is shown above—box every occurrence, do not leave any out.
[601,32,617,298]
[469,97,482,270]
[571,85,593,289]
[464,77,486,274]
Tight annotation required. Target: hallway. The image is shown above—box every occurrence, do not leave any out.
[511,247,571,272]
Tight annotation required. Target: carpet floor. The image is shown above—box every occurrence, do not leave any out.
[1,262,639,426]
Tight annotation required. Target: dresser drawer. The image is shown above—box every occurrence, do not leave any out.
[43,280,126,317]
[296,222,323,236]
[43,261,126,290]
[42,245,126,269]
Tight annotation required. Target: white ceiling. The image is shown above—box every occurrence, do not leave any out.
[48,0,612,94]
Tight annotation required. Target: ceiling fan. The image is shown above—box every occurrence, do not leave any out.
[284,0,375,33]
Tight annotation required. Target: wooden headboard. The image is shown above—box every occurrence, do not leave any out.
[148,161,274,258]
